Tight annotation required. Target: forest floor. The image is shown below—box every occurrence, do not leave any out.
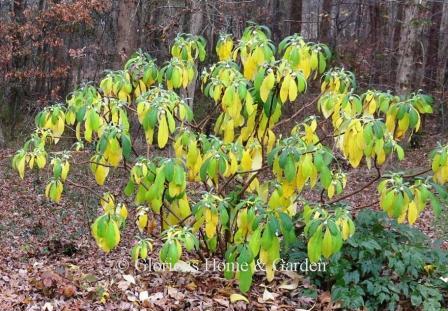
[0,113,447,310]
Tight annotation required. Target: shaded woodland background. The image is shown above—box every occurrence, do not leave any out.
[1,0,448,144]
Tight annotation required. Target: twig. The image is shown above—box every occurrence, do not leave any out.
[327,162,382,204]
[352,199,380,211]
[273,94,320,129]
[402,167,432,179]
[66,179,103,200]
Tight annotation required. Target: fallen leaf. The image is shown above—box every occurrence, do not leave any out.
[126,291,137,302]
[214,297,229,307]
[173,260,198,273]
[149,292,164,302]
[83,274,97,283]
[278,280,299,290]
[43,302,53,311]
[139,290,149,302]
[62,284,77,298]
[261,288,279,302]
[230,293,249,303]
[319,291,331,304]
[117,280,130,291]
[123,274,136,284]
[167,287,185,300]
[185,281,197,291]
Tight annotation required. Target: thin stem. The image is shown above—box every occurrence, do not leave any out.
[66,179,104,200]
[273,94,320,129]
[327,162,382,204]
[353,199,380,211]
[238,171,260,198]
[402,167,432,179]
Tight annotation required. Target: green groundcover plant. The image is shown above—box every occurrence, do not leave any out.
[289,209,448,310]
[11,23,447,295]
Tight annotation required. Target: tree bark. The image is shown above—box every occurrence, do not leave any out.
[116,0,140,64]
[301,0,321,40]
[395,0,427,94]
[320,0,332,44]
[185,0,204,109]
[437,1,448,89]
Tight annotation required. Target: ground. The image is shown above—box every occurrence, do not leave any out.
[0,111,446,310]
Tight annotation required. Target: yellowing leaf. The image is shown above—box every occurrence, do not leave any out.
[288,77,298,102]
[260,71,275,102]
[408,201,418,225]
[158,114,169,148]
[138,214,148,233]
[241,150,252,171]
[16,155,26,179]
[322,228,333,258]
[279,75,290,103]
[95,163,109,186]
[230,293,249,303]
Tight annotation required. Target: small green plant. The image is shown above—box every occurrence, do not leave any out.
[290,209,448,310]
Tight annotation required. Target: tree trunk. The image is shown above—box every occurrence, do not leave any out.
[395,0,427,94]
[116,0,140,64]
[301,0,321,40]
[185,0,204,109]
[320,0,332,44]
[437,1,448,89]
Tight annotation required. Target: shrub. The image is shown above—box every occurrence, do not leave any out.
[11,24,445,294]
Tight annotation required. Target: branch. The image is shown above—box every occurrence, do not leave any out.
[66,179,104,200]
[238,171,260,197]
[402,167,432,179]
[352,199,380,211]
[273,94,320,129]
[327,162,382,205]
[219,165,270,196]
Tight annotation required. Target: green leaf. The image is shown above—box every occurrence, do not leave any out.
[124,181,135,196]
[320,166,332,188]
[430,197,442,216]
[395,145,404,161]
[322,228,333,258]
[164,162,175,182]
[121,134,132,161]
[284,156,296,182]
[53,159,62,179]
[307,226,323,263]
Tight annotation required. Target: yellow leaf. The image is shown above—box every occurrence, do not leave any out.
[327,183,335,199]
[408,201,418,225]
[61,161,70,181]
[241,150,252,171]
[260,71,275,102]
[341,220,350,240]
[137,214,148,233]
[120,204,128,219]
[288,77,298,102]
[95,163,109,186]
[158,114,169,148]
[322,228,333,258]
[16,156,26,179]
[205,209,218,238]
[230,293,248,303]
[279,75,290,103]
[36,154,46,169]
